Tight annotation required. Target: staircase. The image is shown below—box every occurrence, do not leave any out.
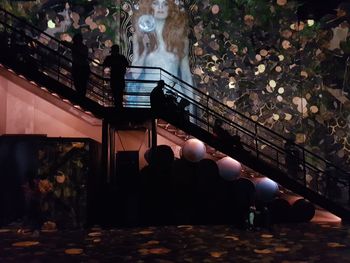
[0,7,349,220]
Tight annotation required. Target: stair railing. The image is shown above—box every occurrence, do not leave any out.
[0,6,349,209]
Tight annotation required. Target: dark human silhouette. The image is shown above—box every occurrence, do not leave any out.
[324,164,341,199]
[150,80,190,124]
[213,118,244,151]
[150,80,167,113]
[320,2,350,29]
[103,44,129,109]
[71,33,90,97]
[284,139,301,178]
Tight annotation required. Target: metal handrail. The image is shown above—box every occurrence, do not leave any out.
[0,6,348,207]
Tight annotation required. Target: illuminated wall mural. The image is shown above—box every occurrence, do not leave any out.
[1,0,350,169]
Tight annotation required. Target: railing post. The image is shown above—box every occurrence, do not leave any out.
[348,172,350,205]
[151,118,157,148]
[302,148,306,186]
[102,119,111,184]
[207,96,210,132]
[255,123,259,159]
[57,43,61,83]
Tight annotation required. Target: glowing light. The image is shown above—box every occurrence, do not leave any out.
[282,40,291,49]
[98,24,106,33]
[258,64,266,73]
[273,114,280,121]
[229,82,236,89]
[211,4,220,15]
[226,100,235,108]
[266,85,274,93]
[251,115,258,121]
[278,55,285,61]
[292,97,308,114]
[235,68,243,74]
[310,105,319,113]
[292,96,301,105]
[275,66,282,72]
[92,59,100,67]
[47,19,56,29]
[285,113,292,120]
[301,71,308,78]
[307,19,315,26]
[278,87,285,94]
[277,0,287,6]
[269,80,277,88]
[211,34,215,39]
[259,49,268,57]
[211,55,218,62]
[255,54,262,61]
[211,66,217,71]
[194,42,199,47]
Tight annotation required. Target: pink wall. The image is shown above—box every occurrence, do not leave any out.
[0,77,7,134]
[0,70,102,142]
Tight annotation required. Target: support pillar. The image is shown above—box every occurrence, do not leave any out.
[151,118,157,148]
[101,120,115,184]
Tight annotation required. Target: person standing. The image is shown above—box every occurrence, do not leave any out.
[103,44,129,109]
[71,33,90,97]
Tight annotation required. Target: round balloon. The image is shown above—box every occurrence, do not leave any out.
[145,145,174,168]
[255,177,279,203]
[181,138,206,162]
[216,157,242,181]
[290,198,315,222]
[269,198,291,223]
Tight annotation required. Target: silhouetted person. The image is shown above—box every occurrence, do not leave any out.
[284,139,301,178]
[150,80,166,114]
[320,2,350,29]
[103,44,129,109]
[213,118,244,151]
[324,164,340,199]
[71,33,90,97]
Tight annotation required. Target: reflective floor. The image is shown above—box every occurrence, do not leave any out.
[0,220,349,263]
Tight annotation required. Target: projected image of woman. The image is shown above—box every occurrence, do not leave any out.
[131,0,194,107]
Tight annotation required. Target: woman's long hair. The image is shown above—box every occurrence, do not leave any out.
[133,0,189,59]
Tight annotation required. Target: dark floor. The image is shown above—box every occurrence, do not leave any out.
[1,221,350,263]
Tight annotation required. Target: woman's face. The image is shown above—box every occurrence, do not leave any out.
[152,0,169,20]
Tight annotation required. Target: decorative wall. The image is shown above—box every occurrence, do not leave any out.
[1,0,350,169]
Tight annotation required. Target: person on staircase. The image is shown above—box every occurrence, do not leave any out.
[70,33,90,97]
[103,44,129,109]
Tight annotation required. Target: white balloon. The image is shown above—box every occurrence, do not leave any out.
[182,138,206,162]
[216,157,242,181]
[255,177,279,202]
